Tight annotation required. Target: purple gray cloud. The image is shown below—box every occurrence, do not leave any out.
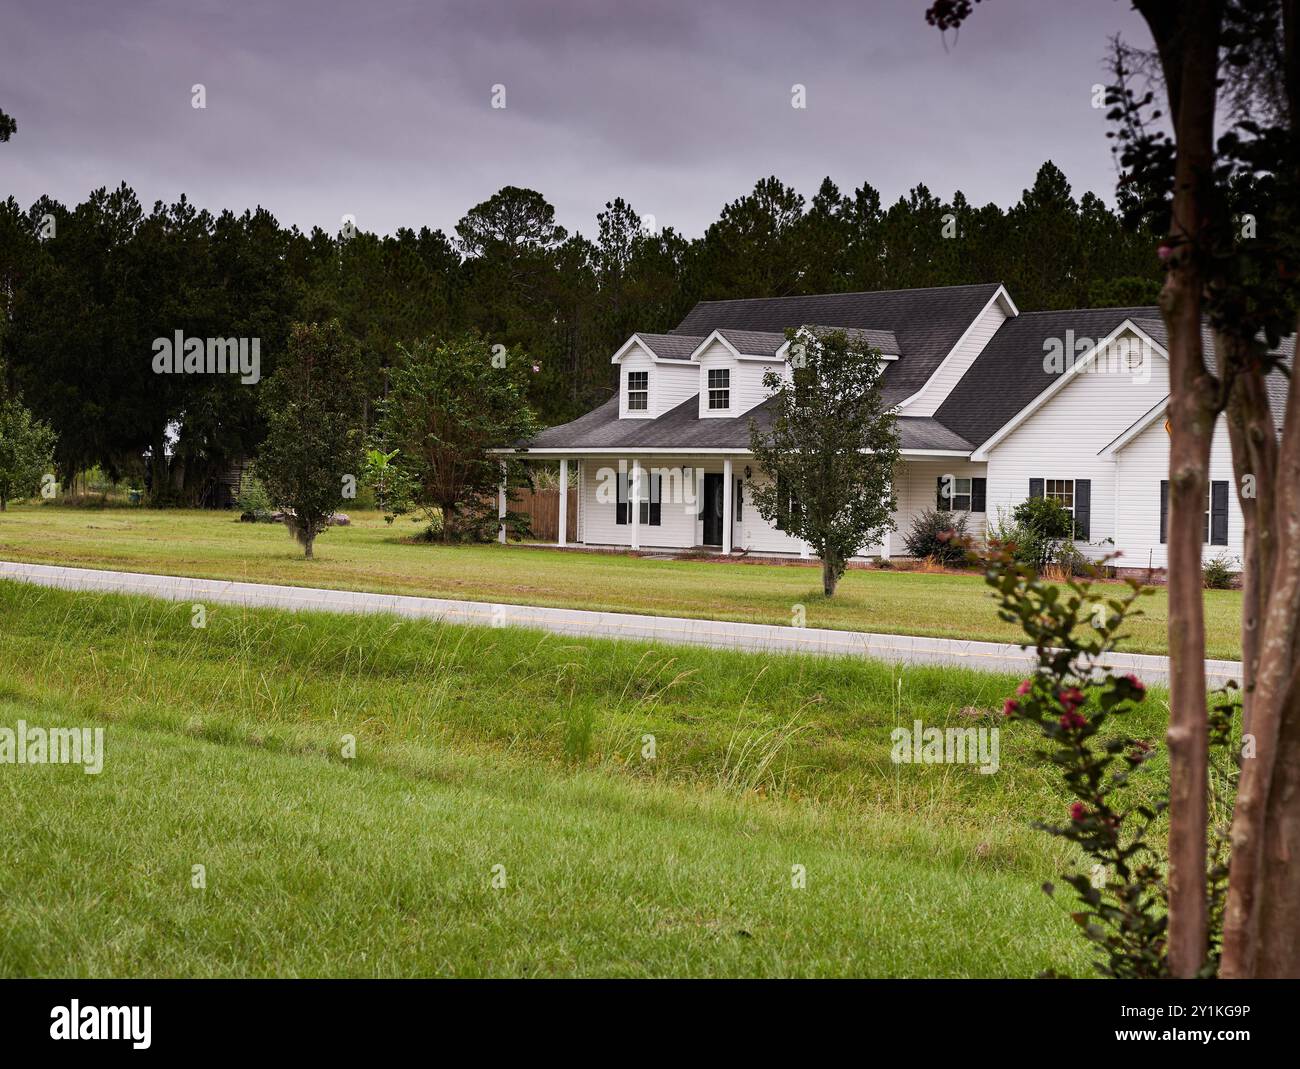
[0,0,1151,238]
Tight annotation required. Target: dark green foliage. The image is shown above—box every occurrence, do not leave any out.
[903,508,970,564]
[1012,496,1077,572]
[1203,553,1238,590]
[0,393,57,508]
[748,328,900,596]
[376,333,538,542]
[257,322,367,558]
[0,163,1164,488]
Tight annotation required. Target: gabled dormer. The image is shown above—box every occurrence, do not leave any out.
[610,333,703,418]
[689,329,789,418]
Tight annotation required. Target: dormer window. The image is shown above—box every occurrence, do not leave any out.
[627,371,648,411]
[707,368,730,410]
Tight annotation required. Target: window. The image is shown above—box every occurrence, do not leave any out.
[1029,477,1091,541]
[707,368,730,410]
[1160,480,1228,545]
[1045,478,1074,515]
[616,470,660,526]
[935,476,986,512]
[627,371,648,412]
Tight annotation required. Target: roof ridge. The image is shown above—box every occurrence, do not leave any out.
[689,282,1002,306]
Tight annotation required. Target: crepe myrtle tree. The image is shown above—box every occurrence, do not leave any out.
[748,326,900,596]
[377,332,539,542]
[0,393,57,510]
[928,0,1300,986]
[256,321,367,559]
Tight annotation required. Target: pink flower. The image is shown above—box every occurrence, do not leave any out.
[1002,698,1020,718]
[1122,673,1146,698]
[1070,802,1088,822]
[1016,679,1033,697]
[1157,244,1173,261]
[1058,687,1085,711]
[1059,708,1087,731]
[531,364,541,373]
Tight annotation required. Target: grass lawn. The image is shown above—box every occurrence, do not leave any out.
[0,579,1172,977]
[0,505,1244,659]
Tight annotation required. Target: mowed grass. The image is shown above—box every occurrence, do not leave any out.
[0,580,1164,977]
[0,505,1244,658]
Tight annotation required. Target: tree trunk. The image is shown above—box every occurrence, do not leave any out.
[304,534,314,560]
[442,502,455,543]
[1136,0,1225,977]
[822,554,838,597]
[1223,321,1300,976]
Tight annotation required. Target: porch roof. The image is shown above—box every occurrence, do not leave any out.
[511,395,973,455]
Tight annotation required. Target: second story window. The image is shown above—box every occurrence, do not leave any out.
[627,370,648,411]
[707,368,730,410]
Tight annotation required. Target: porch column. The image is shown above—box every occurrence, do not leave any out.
[630,459,641,550]
[722,458,733,554]
[497,461,507,544]
[881,476,893,562]
[558,459,568,547]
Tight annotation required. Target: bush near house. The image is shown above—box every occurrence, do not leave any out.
[903,508,970,565]
[988,497,1078,574]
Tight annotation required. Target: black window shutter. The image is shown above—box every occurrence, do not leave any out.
[936,476,947,509]
[1211,480,1229,545]
[1074,479,1091,542]
[971,478,986,513]
[1160,480,1168,544]
[735,479,743,521]
[1029,478,1044,500]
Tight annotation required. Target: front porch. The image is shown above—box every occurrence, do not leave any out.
[500,453,989,561]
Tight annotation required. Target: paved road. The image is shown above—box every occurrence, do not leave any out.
[0,560,1241,688]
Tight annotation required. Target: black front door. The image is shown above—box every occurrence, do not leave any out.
[702,473,724,546]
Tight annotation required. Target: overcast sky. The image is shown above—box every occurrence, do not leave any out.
[0,0,1151,241]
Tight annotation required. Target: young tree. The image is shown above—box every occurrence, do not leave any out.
[256,321,366,559]
[0,394,56,509]
[748,327,900,596]
[377,332,538,542]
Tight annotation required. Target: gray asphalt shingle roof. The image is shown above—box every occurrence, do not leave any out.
[934,307,1295,447]
[634,333,705,360]
[523,394,970,453]
[673,282,1002,392]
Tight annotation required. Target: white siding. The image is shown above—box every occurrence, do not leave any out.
[576,457,736,550]
[618,344,698,419]
[1115,414,1242,571]
[903,296,1009,417]
[983,332,1171,560]
[696,341,780,419]
[892,460,990,550]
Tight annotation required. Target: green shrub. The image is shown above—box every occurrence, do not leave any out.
[1203,553,1238,590]
[993,496,1077,573]
[236,465,273,514]
[902,508,970,564]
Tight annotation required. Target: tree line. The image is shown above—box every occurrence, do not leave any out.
[0,162,1160,503]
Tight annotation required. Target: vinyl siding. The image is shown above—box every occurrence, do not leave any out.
[1115,413,1241,570]
[695,341,782,419]
[617,344,699,419]
[983,332,1171,559]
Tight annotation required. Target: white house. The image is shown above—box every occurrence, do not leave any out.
[497,282,1291,574]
